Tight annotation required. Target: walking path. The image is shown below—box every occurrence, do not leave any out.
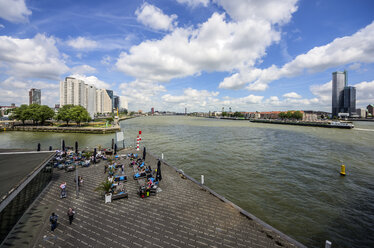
[1,148,305,248]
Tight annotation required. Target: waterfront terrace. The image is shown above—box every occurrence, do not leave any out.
[1,148,305,248]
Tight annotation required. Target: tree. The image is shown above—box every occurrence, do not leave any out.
[279,112,286,119]
[70,106,91,126]
[106,117,114,124]
[222,112,228,117]
[11,105,30,124]
[38,105,55,125]
[28,104,41,124]
[292,111,303,120]
[56,104,74,126]
[233,111,244,118]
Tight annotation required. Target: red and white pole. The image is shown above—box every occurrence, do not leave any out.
[139,130,142,141]
[136,135,140,151]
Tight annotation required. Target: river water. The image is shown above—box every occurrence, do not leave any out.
[1,116,374,248]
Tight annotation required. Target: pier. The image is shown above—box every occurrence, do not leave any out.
[1,148,305,248]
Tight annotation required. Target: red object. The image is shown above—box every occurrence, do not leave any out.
[139,131,142,135]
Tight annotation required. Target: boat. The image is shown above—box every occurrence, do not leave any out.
[329,121,354,129]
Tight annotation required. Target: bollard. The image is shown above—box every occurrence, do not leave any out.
[340,165,346,176]
[325,240,332,248]
[37,143,41,151]
[201,175,204,185]
[49,146,52,151]
[111,139,114,149]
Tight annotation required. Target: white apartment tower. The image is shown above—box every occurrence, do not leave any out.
[60,77,86,107]
[96,89,113,114]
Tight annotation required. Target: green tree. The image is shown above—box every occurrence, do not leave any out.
[11,104,30,124]
[106,117,114,124]
[38,105,55,125]
[292,111,303,120]
[279,112,286,119]
[28,104,41,124]
[233,111,244,118]
[70,105,91,126]
[222,111,228,117]
[56,104,74,126]
[286,111,293,119]
[129,111,135,116]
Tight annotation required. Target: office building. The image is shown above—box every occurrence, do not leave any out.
[332,71,347,117]
[343,86,356,115]
[151,107,154,115]
[113,95,119,110]
[29,88,41,105]
[368,104,374,116]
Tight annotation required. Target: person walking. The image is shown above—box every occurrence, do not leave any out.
[67,208,75,225]
[49,213,58,231]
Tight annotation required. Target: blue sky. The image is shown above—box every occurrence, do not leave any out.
[0,0,373,112]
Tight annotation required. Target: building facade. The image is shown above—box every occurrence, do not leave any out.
[96,89,113,114]
[113,95,119,111]
[368,104,374,116]
[332,71,347,117]
[60,77,86,107]
[85,85,97,118]
[343,86,356,115]
[29,88,41,105]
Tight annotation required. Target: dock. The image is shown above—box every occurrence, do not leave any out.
[1,148,305,248]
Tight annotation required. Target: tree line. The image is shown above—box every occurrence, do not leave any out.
[278,111,303,120]
[11,104,91,126]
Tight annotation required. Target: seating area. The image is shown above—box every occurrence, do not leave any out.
[128,153,160,198]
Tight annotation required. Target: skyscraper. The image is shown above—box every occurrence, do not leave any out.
[332,71,347,117]
[29,88,41,105]
[60,77,86,107]
[344,86,356,115]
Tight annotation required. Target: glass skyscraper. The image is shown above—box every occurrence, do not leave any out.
[332,71,347,117]
[344,86,356,115]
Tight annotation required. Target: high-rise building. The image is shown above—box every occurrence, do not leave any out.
[96,89,112,114]
[119,96,128,110]
[113,95,119,110]
[60,77,86,107]
[29,88,41,105]
[343,86,356,115]
[85,84,97,118]
[332,71,347,117]
[151,107,154,115]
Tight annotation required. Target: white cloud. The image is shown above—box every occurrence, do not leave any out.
[0,0,31,23]
[283,92,302,98]
[119,80,166,110]
[0,24,4,29]
[117,12,280,83]
[135,2,177,31]
[177,0,210,8]
[0,34,69,80]
[67,36,98,50]
[0,77,59,106]
[162,88,219,104]
[222,21,374,91]
[214,0,298,24]
[354,80,374,106]
[310,81,331,106]
[69,74,110,89]
[71,65,97,74]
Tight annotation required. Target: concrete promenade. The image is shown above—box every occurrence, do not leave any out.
[1,148,305,248]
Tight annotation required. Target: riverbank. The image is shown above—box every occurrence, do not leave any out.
[250,119,354,129]
[10,125,120,134]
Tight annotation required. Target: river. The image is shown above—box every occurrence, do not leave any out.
[1,116,374,248]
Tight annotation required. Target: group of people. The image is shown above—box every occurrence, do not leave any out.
[49,207,75,232]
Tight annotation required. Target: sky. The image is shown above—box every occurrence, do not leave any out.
[0,0,373,113]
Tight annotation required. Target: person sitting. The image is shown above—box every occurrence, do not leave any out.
[108,175,114,183]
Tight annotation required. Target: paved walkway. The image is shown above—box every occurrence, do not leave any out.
[2,148,304,248]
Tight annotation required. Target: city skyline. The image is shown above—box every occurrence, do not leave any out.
[0,0,373,112]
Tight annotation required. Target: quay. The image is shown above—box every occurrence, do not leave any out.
[250,119,354,129]
[1,148,305,248]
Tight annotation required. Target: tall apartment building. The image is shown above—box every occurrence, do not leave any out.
[60,77,116,118]
[60,77,86,107]
[29,88,41,105]
[113,95,119,110]
[332,71,347,117]
[96,89,113,114]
